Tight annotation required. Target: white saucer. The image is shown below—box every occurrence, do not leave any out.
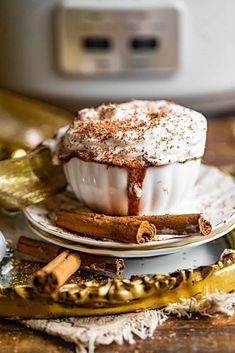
[1,208,234,275]
[24,164,235,257]
[27,219,235,258]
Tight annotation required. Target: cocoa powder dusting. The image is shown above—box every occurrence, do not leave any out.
[55,100,207,168]
[127,169,146,215]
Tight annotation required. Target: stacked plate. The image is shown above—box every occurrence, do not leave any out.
[24,165,235,259]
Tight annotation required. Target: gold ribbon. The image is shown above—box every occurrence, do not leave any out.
[0,146,67,211]
[0,89,71,211]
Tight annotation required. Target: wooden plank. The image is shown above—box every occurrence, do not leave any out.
[1,316,235,353]
[0,320,74,353]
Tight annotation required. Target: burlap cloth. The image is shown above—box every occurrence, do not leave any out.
[21,291,235,353]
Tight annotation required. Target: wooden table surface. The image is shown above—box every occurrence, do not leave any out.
[0,117,235,353]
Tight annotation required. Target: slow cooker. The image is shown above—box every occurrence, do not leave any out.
[0,0,235,113]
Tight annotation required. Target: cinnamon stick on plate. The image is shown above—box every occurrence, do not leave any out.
[17,236,125,295]
[56,211,156,244]
[135,213,212,236]
[55,211,212,244]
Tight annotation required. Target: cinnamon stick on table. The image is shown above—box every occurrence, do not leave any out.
[17,236,125,295]
[17,236,124,276]
[55,211,212,244]
[33,250,81,295]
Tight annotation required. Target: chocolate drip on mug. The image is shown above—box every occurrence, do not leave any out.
[127,169,146,215]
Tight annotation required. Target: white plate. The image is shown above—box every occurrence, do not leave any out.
[27,218,235,257]
[1,208,234,275]
[24,165,235,255]
[28,223,235,269]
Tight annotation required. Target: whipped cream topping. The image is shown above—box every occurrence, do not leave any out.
[57,100,207,168]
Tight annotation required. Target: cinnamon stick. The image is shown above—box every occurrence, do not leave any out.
[55,211,212,243]
[198,215,212,236]
[56,211,156,244]
[17,236,125,276]
[80,253,124,275]
[135,213,212,236]
[17,236,61,262]
[33,250,81,295]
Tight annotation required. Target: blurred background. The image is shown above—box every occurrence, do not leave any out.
[1,0,235,114]
[0,0,234,165]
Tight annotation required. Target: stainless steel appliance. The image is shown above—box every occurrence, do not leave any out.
[1,0,235,113]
